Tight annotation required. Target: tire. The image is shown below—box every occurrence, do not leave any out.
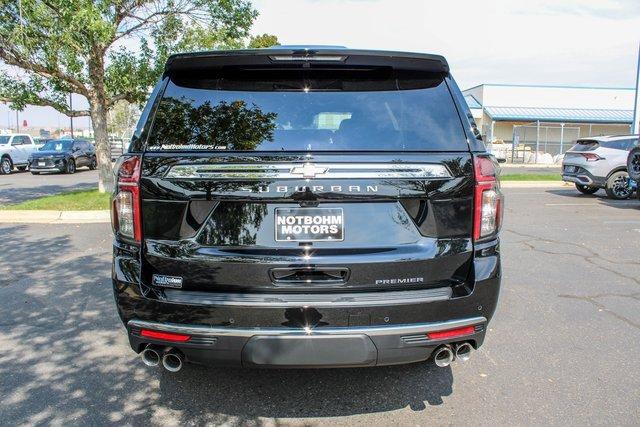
[31,171,40,175]
[628,146,640,182]
[605,170,632,200]
[65,158,76,174]
[89,157,97,170]
[575,183,598,195]
[17,166,27,171]
[0,156,12,175]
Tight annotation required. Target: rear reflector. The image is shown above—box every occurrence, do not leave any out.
[140,329,191,342]
[427,326,475,340]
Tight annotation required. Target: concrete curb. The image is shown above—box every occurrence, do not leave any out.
[0,210,110,224]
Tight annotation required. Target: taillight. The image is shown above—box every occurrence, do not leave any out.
[111,156,141,242]
[473,155,503,242]
[580,152,601,161]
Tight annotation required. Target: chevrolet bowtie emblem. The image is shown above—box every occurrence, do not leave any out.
[290,163,328,179]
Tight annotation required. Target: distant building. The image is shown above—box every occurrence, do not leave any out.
[463,84,635,162]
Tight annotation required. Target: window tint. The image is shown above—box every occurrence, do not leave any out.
[12,136,25,145]
[600,138,636,151]
[570,140,599,151]
[147,71,468,152]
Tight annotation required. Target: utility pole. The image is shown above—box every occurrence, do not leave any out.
[633,41,640,135]
[69,93,74,138]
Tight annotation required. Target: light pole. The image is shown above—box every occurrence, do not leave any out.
[69,93,74,138]
[632,41,640,135]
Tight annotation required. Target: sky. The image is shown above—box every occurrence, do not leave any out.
[2,0,640,130]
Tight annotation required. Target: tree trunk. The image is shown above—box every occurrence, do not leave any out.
[90,100,114,193]
[87,50,114,194]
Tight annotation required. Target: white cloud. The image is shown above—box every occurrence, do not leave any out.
[251,0,640,89]
[4,0,639,129]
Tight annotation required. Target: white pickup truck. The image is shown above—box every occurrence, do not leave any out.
[0,134,44,174]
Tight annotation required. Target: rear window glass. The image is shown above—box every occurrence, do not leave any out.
[147,70,468,151]
[570,140,599,151]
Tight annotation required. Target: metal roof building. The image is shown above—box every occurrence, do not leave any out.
[462,84,636,162]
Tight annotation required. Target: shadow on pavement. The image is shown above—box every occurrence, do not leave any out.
[546,188,640,210]
[0,169,97,205]
[0,224,453,425]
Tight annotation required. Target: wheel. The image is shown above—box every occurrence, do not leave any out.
[65,158,76,174]
[605,171,632,200]
[575,183,598,195]
[628,146,640,182]
[0,156,12,175]
[89,157,97,170]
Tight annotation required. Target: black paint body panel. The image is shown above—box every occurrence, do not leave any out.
[112,48,501,368]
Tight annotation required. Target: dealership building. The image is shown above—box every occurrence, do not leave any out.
[462,84,636,163]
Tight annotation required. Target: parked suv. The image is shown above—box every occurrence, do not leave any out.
[0,134,42,174]
[111,48,503,371]
[29,139,97,174]
[562,135,637,199]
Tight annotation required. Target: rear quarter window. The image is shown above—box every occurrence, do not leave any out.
[599,138,636,151]
[146,70,469,152]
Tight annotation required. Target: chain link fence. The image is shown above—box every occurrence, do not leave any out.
[486,122,581,164]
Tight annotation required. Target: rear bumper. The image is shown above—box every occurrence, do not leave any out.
[127,316,486,368]
[113,243,500,368]
[562,166,606,187]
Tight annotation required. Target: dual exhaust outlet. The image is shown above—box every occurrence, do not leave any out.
[141,345,184,372]
[433,342,473,367]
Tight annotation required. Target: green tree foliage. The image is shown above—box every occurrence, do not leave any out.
[151,98,277,150]
[0,0,278,191]
[249,34,280,49]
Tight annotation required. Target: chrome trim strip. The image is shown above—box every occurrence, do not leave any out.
[128,317,486,338]
[162,287,452,308]
[165,163,452,180]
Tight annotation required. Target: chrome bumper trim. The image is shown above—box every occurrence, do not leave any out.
[162,287,452,308]
[562,174,593,185]
[128,316,487,338]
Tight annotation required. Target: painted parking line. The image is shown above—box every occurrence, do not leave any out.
[545,202,639,206]
[602,220,640,224]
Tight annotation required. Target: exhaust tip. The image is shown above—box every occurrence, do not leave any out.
[455,342,473,362]
[141,346,161,367]
[162,350,183,372]
[433,345,454,367]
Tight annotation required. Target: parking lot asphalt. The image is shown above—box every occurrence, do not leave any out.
[0,169,98,205]
[0,187,639,425]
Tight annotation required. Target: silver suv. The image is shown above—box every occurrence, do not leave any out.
[562,135,637,199]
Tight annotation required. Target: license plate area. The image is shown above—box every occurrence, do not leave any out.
[38,162,45,166]
[275,207,344,242]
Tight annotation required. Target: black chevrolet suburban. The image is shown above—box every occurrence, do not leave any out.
[111,47,503,371]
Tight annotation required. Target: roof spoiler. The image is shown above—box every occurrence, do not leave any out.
[164,48,449,76]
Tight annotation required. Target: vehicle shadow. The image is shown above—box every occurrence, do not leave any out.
[156,361,454,420]
[0,223,454,425]
[546,188,639,210]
